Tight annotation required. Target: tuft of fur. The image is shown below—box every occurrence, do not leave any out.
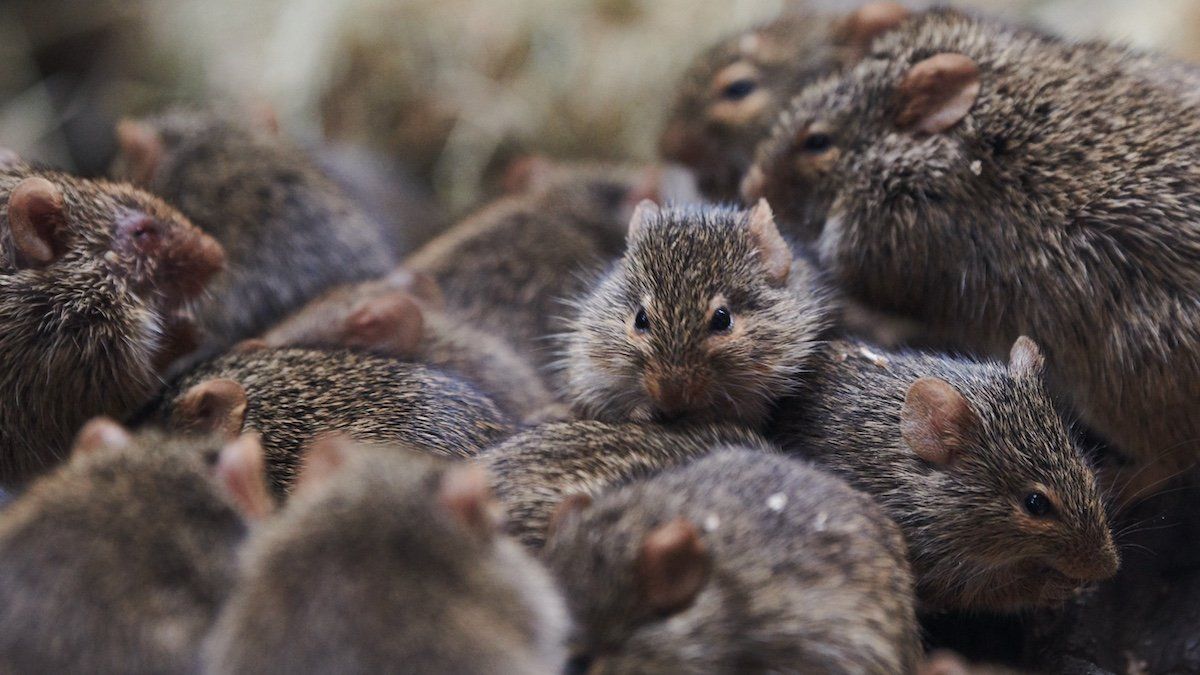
[112,109,395,360]
[748,9,1200,495]
[562,204,829,427]
[543,448,920,674]
[0,163,223,485]
[143,348,515,495]
[771,340,1118,612]
[204,442,568,674]
[0,431,251,672]
[481,420,773,548]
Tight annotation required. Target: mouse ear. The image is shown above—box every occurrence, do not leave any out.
[635,518,711,617]
[0,148,22,169]
[174,378,248,439]
[918,650,973,675]
[215,433,275,521]
[71,417,133,458]
[746,199,792,287]
[437,463,502,538]
[894,53,981,135]
[626,199,660,241]
[294,433,353,496]
[342,291,425,356]
[546,491,593,541]
[384,268,445,309]
[900,377,979,467]
[250,101,281,136]
[115,119,165,186]
[833,2,910,52]
[1008,336,1045,379]
[501,155,555,194]
[8,176,68,268]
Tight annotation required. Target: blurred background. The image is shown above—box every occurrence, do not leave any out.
[3,0,1200,213]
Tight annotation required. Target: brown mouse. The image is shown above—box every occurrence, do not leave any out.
[112,108,395,363]
[660,2,910,201]
[562,199,829,427]
[0,159,224,486]
[770,338,1118,612]
[204,436,569,674]
[543,447,920,674]
[479,420,773,549]
[743,8,1200,501]
[0,418,271,673]
[140,347,515,496]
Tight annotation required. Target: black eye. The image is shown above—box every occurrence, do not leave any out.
[633,307,650,332]
[721,78,757,101]
[800,133,833,153]
[1023,491,1053,518]
[563,654,594,675]
[709,306,732,332]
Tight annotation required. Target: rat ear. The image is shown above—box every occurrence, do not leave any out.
[833,2,910,52]
[1008,336,1045,379]
[71,417,133,458]
[294,432,353,495]
[250,102,281,136]
[746,199,792,286]
[635,518,711,616]
[626,199,660,241]
[740,164,767,202]
[0,148,21,169]
[215,433,274,520]
[384,269,445,309]
[501,155,555,194]
[894,53,981,135]
[901,377,979,466]
[115,119,165,186]
[343,292,425,356]
[174,378,248,439]
[438,463,502,538]
[546,492,593,540]
[8,176,68,268]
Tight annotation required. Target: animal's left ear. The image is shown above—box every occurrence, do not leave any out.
[833,2,911,53]
[635,518,711,617]
[437,463,503,539]
[900,377,980,467]
[746,199,792,287]
[342,292,425,357]
[894,53,981,135]
[626,198,660,241]
[71,417,133,458]
[1008,335,1045,379]
[215,433,275,521]
[115,119,165,186]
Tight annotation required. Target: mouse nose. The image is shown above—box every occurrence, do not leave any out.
[645,371,706,419]
[1053,541,1119,582]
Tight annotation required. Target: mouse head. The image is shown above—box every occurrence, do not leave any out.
[545,494,714,675]
[660,3,909,201]
[564,200,826,427]
[897,338,1117,611]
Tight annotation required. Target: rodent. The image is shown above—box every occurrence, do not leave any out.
[770,338,1119,613]
[479,420,773,548]
[139,347,515,496]
[660,2,910,201]
[542,447,920,675]
[204,436,569,674]
[403,160,660,377]
[259,268,560,424]
[562,199,829,427]
[743,8,1200,500]
[0,159,224,486]
[0,418,272,673]
[111,108,396,362]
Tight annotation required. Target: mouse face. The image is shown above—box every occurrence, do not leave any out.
[564,201,825,427]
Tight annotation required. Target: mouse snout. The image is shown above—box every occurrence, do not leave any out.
[158,220,226,302]
[1051,540,1119,582]
[644,370,707,418]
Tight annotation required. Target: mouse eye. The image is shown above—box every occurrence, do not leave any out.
[800,132,833,153]
[709,306,732,333]
[1023,491,1054,518]
[563,654,594,675]
[633,307,651,333]
[720,78,758,102]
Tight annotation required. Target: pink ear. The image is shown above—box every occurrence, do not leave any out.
[895,53,981,135]
[501,155,555,194]
[343,292,425,356]
[215,433,275,520]
[71,417,133,458]
[294,433,353,495]
[834,2,911,51]
[746,199,791,286]
[900,377,979,466]
[635,518,711,616]
[8,176,67,268]
[626,199,660,240]
[384,268,445,309]
[0,148,21,169]
[174,379,248,439]
[1008,336,1045,379]
[438,463,502,537]
[546,492,593,540]
[115,119,165,186]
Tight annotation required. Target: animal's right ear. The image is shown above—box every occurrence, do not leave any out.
[501,155,555,194]
[900,377,979,467]
[546,492,593,540]
[1008,336,1045,379]
[833,2,911,53]
[635,518,711,617]
[293,433,352,495]
[215,433,275,521]
[746,199,792,287]
[8,176,68,268]
[343,292,425,356]
[384,268,445,309]
[174,378,248,439]
[626,199,660,241]
[894,53,981,135]
[438,463,503,539]
[115,119,165,186]
[71,417,133,458]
